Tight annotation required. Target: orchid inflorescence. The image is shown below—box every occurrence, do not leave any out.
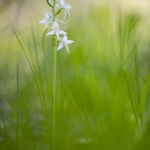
[39,0,73,53]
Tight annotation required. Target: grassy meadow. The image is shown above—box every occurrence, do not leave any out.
[0,0,150,149]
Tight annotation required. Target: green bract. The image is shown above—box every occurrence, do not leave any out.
[55,8,64,16]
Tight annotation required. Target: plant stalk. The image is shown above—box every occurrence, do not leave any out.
[52,36,56,149]
[51,2,56,149]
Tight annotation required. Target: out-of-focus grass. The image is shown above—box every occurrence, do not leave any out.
[1,0,150,150]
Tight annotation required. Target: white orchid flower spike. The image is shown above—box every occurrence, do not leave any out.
[40,0,74,52]
[57,34,74,53]
[46,21,67,39]
[39,11,53,28]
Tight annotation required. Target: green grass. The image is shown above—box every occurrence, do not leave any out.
[0,1,150,150]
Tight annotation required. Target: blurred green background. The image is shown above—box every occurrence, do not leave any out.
[1,0,150,149]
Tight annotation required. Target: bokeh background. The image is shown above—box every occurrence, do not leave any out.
[1,0,150,149]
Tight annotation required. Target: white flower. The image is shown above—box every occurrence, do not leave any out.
[57,0,72,20]
[46,21,67,39]
[57,35,73,53]
[63,4,72,20]
[59,0,65,6]
[39,11,53,28]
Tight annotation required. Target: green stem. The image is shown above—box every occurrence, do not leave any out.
[51,2,56,149]
[52,36,56,149]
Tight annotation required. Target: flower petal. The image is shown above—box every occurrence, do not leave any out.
[63,11,67,21]
[46,30,55,36]
[64,44,69,53]
[45,11,51,19]
[67,10,70,18]
[57,30,67,35]
[39,19,48,24]
[57,42,64,50]
[63,34,68,40]
[53,21,59,29]
[66,40,74,45]
[56,33,60,39]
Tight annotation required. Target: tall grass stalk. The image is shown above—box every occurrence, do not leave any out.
[0,108,9,149]
[16,62,19,150]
